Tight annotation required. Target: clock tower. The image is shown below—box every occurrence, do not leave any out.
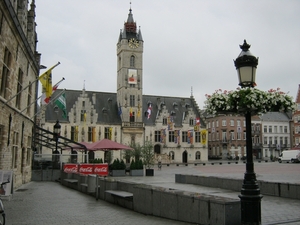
[117,7,143,125]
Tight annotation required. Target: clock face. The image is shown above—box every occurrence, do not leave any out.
[129,38,139,48]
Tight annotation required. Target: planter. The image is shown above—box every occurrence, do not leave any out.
[130,169,144,176]
[111,170,126,177]
[145,169,154,176]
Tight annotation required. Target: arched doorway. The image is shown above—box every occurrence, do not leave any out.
[154,144,161,154]
[182,150,188,163]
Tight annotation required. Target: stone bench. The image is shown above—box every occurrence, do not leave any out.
[105,190,133,199]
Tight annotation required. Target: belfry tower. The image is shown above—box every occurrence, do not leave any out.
[116,7,144,143]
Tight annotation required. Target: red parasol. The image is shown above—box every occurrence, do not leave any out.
[88,139,133,151]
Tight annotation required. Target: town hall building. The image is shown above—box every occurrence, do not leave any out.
[41,8,208,164]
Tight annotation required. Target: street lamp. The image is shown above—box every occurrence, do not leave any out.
[234,40,262,225]
[53,120,61,152]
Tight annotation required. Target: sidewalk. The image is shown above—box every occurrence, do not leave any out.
[4,161,300,225]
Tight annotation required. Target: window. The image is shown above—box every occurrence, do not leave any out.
[274,126,278,133]
[269,126,272,133]
[189,118,194,126]
[195,151,201,160]
[230,119,234,126]
[154,130,161,142]
[27,82,32,114]
[212,121,215,128]
[222,120,226,126]
[80,110,86,122]
[105,127,112,140]
[280,137,283,145]
[264,125,267,133]
[222,131,227,142]
[284,137,288,145]
[130,55,135,67]
[15,68,23,109]
[216,120,219,127]
[88,127,93,142]
[195,132,200,143]
[169,131,174,142]
[182,131,188,142]
[27,136,31,165]
[130,95,135,107]
[82,101,85,107]
[71,126,78,142]
[264,137,267,144]
[256,124,260,131]
[243,132,246,140]
[237,120,241,127]
[274,136,278,144]
[269,137,273,145]
[284,126,287,133]
[12,132,19,169]
[279,126,283,133]
[237,131,241,140]
[169,151,174,160]
[163,117,167,125]
[230,131,235,140]
[1,48,12,98]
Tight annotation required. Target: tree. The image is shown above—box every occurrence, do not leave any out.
[142,141,154,169]
[130,142,143,162]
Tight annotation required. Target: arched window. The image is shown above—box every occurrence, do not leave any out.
[195,151,201,160]
[130,55,135,67]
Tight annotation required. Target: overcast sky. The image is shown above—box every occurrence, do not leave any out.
[35,0,300,108]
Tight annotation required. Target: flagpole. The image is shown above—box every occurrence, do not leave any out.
[19,95,43,114]
[3,62,60,107]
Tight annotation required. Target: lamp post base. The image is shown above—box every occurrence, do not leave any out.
[239,180,263,225]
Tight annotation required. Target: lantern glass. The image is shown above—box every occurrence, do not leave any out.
[237,66,256,87]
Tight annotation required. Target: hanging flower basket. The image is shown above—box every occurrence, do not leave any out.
[205,87,296,115]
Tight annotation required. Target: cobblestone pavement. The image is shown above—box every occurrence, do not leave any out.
[3,161,300,225]
[4,181,190,225]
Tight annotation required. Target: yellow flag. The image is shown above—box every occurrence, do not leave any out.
[137,104,141,117]
[39,62,60,99]
[201,130,207,145]
[39,70,52,98]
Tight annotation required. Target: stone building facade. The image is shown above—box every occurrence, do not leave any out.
[42,8,208,164]
[0,0,40,188]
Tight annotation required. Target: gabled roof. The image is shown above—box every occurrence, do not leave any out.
[259,112,291,121]
[44,89,204,127]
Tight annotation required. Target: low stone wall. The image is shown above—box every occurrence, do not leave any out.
[61,172,240,225]
[175,174,300,200]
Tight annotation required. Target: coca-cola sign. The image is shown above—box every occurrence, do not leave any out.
[63,164,78,173]
[94,164,108,176]
[79,164,93,174]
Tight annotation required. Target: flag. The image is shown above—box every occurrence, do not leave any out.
[201,130,207,145]
[146,103,152,119]
[130,107,133,117]
[39,63,60,98]
[118,103,122,117]
[41,78,65,105]
[39,70,52,99]
[55,93,67,118]
[137,104,141,117]
[196,117,200,125]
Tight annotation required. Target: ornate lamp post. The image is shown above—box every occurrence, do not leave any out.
[234,40,263,225]
[53,120,61,153]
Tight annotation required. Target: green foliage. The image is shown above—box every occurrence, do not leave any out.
[129,159,144,170]
[89,158,103,163]
[142,141,155,169]
[111,158,126,170]
[130,142,143,161]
